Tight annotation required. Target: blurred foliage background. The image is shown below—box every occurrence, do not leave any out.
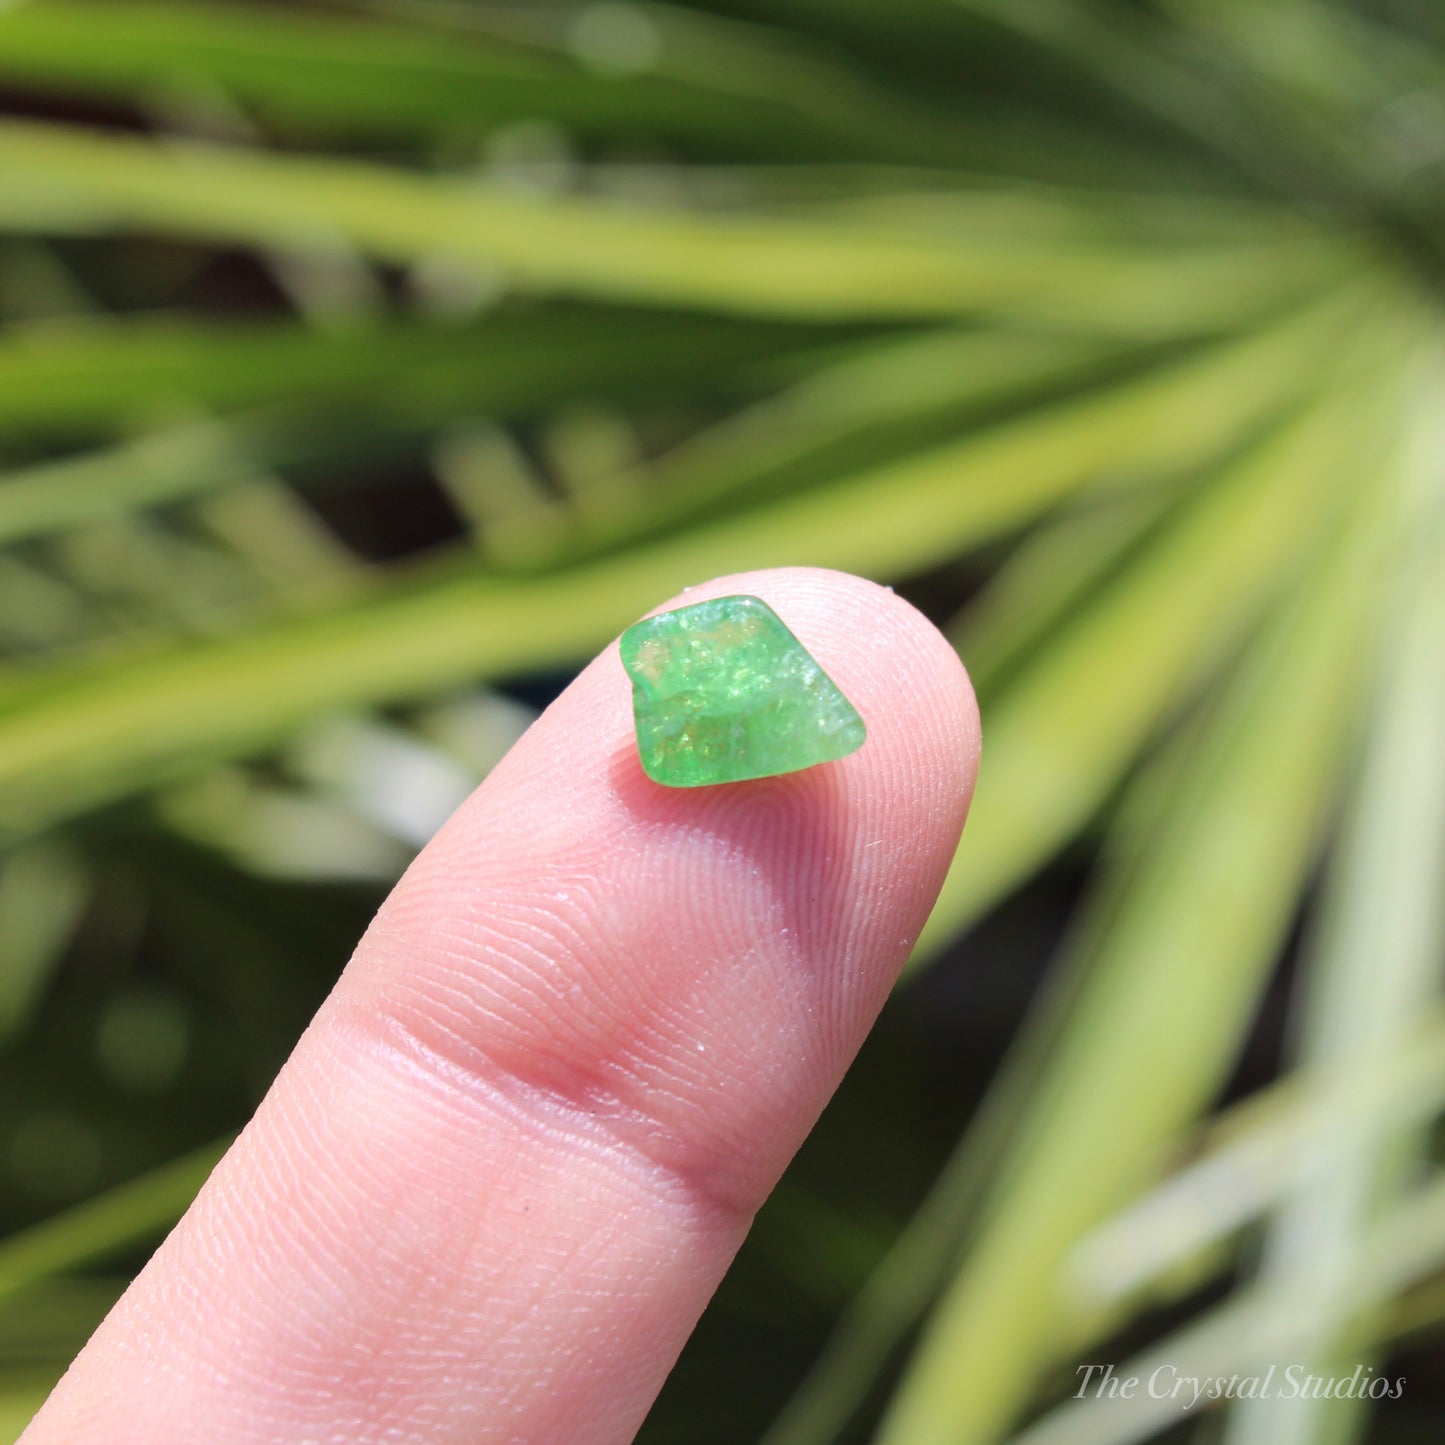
[1,0,1444,1442]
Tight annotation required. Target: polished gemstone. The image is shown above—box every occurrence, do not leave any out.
[620,594,866,787]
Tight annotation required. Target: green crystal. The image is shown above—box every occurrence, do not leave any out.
[619,593,867,787]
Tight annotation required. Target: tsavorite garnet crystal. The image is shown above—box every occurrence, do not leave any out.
[619,594,867,787]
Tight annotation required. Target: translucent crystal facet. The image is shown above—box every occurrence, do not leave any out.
[620,594,867,787]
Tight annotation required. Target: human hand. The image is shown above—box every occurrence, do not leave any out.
[22,567,978,1445]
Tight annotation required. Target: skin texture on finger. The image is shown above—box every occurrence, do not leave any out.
[22,566,979,1445]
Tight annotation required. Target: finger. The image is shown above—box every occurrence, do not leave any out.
[24,566,979,1445]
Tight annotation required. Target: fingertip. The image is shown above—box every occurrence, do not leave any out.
[348,566,977,1188]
